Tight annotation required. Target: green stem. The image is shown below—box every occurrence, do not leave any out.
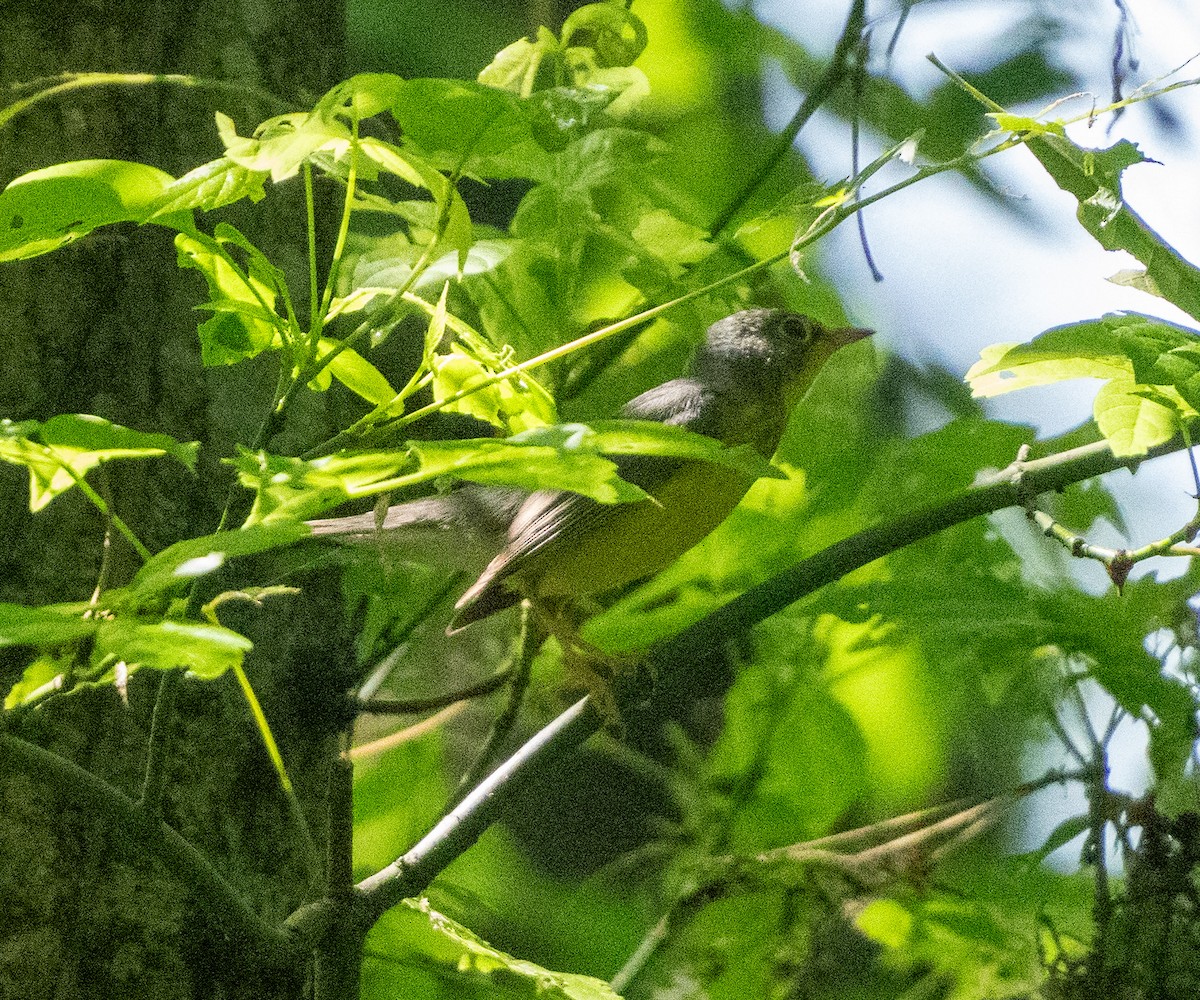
[138,669,181,816]
[56,459,152,562]
[309,121,360,354]
[709,0,866,235]
[229,663,323,887]
[357,669,513,716]
[0,71,287,132]
[305,162,321,336]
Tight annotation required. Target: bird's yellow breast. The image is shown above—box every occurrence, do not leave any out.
[527,462,756,600]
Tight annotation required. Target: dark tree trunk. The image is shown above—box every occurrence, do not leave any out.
[0,3,346,996]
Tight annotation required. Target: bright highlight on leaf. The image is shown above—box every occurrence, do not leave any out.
[966,313,1200,456]
[373,899,621,1000]
[0,159,192,261]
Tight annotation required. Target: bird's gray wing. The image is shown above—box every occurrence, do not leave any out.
[450,379,711,627]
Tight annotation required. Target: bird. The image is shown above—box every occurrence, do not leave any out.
[310,309,872,638]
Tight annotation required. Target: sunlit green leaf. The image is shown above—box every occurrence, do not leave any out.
[0,415,198,512]
[0,602,97,649]
[367,899,620,1000]
[93,619,252,680]
[230,448,414,525]
[479,26,561,96]
[175,231,281,365]
[216,110,351,183]
[313,339,397,404]
[1092,378,1182,456]
[130,524,311,605]
[0,159,188,261]
[146,156,267,218]
[405,436,647,502]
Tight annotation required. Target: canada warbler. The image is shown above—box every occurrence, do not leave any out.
[446,308,871,632]
[309,310,871,631]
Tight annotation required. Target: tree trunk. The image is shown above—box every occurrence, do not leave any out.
[0,3,345,996]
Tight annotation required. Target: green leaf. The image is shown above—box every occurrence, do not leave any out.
[146,156,267,218]
[966,320,1135,397]
[430,348,556,434]
[368,899,620,1000]
[1034,814,1090,860]
[216,110,351,183]
[391,79,530,162]
[317,340,396,405]
[4,656,68,709]
[1092,378,1182,456]
[0,602,97,649]
[315,73,406,121]
[1013,131,1200,322]
[355,137,434,189]
[548,420,784,480]
[0,415,198,512]
[561,2,649,67]
[175,231,281,365]
[0,159,187,261]
[988,113,1065,136]
[93,619,252,680]
[130,524,311,606]
[341,240,513,308]
[629,209,714,278]
[405,436,647,503]
[967,314,1200,454]
[412,421,783,499]
[231,449,415,525]
[479,26,561,96]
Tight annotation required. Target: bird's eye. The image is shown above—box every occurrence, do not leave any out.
[783,316,815,345]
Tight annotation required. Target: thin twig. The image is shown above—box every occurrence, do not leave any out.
[446,607,537,811]
[357,668,513,716]
[709,0,867,236]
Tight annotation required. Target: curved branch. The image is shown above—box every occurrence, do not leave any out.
[352,434,1186,913]
[654,437,1169,672]
[354,696,597,920]
[0,731,300,967]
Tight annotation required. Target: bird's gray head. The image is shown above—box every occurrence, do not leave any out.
[690,309,849,391]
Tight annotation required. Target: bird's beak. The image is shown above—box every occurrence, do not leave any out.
[829,325,874,349]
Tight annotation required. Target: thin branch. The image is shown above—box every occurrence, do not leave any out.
[709,0,867,235]
[610,912,670,994]
[138,669,181,817]
[445,608,537,811]
[353,696,598,920]
[357,669,513,715]
[0,71,288,132]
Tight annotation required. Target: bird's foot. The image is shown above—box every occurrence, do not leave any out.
[559,641,643,736]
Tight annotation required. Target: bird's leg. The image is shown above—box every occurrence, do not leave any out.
[525,598,639,732]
